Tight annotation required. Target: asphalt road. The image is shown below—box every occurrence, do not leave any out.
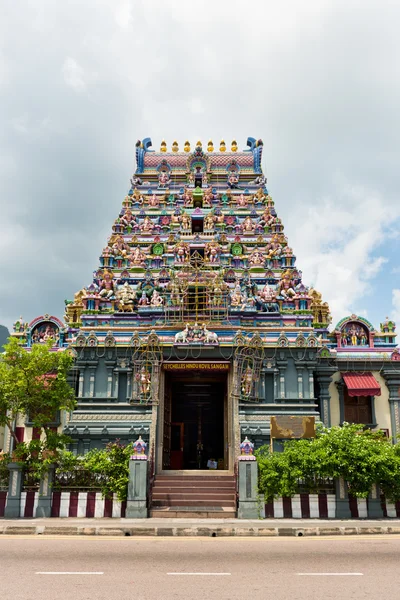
[1,535,400,600]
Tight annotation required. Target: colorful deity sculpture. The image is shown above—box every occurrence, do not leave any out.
[248,248,265,266]
[204,212,216,230]
[174,242,189,263]
[120,208,136,229]
[99,269,115,299]
[138,291,149,306]
[277,270,296,299]
[116,282,136,312]
[227,171,239,188]
[138,367,151,395]
[258,207,275,228]
[241,216,256,233]
[111,235,129,257]
[129,246,146,266]
[158,170,171,187]
[236,193,249,207]
[180,211,191,230]
[140,216,155,233]
[147,193,160,207]
[205,242,221,263]
[150,289,164,307]
[230,284,245,307]
[241,366,253,396]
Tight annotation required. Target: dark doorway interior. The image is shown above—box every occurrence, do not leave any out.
[165,371,226,470]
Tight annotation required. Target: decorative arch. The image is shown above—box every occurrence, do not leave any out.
[335,314,374,348]
[28,314,64,348]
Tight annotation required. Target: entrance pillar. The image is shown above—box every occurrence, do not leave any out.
[4,462,23,518]
[237,437,263,519]
[125,437,148,518]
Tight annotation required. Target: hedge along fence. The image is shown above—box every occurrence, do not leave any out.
[255,423,400,504]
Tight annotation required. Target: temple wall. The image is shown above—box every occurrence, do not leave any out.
[329,371,341,426]
[329,370,391,434]
[373,371,391,435]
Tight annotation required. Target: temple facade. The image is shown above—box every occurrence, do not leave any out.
[8,137,400,474]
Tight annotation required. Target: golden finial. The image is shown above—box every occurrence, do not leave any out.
[207,139,214,152]
[160,140,167,152]
[231,140,238,152]
[172,140,179,153]
[220,139,226,152]
[196,140,202,148]
[184,140,191,153]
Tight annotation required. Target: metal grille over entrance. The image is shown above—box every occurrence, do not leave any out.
[164,253,229,324]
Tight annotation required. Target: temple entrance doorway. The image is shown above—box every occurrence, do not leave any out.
[161,368,229,472]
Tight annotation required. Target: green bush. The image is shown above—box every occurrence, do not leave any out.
[256,423,400,501]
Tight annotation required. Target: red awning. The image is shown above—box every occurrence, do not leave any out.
[342,372,381,397]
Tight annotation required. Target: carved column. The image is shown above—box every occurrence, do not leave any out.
[316,369,335,426]
[296,365,304,399]
[276,360,287,400]
[78,366,85,397]
[126,368,133,400]
[105,361,114,398]
[382,372,400,443]
[88,365,96,398]
[113,369,120,399]
[308,369,315,399]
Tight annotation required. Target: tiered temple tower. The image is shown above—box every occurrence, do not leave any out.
[10,137,400,474]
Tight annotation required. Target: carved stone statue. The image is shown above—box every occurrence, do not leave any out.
[116,282,136,312]
[241,366,253,396]
[277,270,296,299]
[150,289,164,307]
[140,216,155,233]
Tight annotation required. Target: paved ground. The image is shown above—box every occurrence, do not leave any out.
[1,535,400,599]
[2,517,400,537]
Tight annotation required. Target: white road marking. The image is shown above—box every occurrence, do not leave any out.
[36,572,104,575]
[167,572,231,576]
[297,573,363,576]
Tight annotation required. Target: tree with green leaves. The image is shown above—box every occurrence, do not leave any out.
[0,337,76,448]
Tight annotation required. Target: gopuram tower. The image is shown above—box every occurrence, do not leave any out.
[60,136,332,466]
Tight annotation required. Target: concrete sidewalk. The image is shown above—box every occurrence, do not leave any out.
[1,517,400,537]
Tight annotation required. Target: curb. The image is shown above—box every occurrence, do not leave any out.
[1,525,400,537]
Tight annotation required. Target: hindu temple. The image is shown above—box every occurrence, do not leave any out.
[7,136,400,515]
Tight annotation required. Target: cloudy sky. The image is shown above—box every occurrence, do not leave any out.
[1,0,399,333]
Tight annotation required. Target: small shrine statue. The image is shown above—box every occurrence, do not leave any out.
[258,207,275,228]
[150,289,164,307]
[230,284,245,307]
[205,242,221,263]
[241,216,256,233]
[129,246,146,266]
[138,367,151,395]
[99,269,115,299]
[180,211,191,230]
[116,282,136,312]
[277,270,296,299]
[148,193,160,207]
[236,193,248,207]
[227,171,239,188]
[349,324,359,346]
[241,366,253,396]
[111,235,129,257]
[132,435,147,455]
[130,175,142,188]
[240,436,254,456]
[138,291,149,306]
[140,216,155,233]
[174,242,189,263]
[13,316,27,333]
[204,212,216,230]
[120,208,136,229]
[158,170,171,187]
[182,188,193,206]
[248,248,265,266]
[201,324,218,344]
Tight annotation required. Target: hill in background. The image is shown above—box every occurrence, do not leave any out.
[0,325,10,350]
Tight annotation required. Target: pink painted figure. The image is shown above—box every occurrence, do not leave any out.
[99,269,115,299]
[120,208,136,229]
[174,242,189,263]
[248,249,265,266]
[158,171,170,187]
[277,270,296,299]
[205,243,220,263]
[111,235,129,257]
[138,291,149,306]
[140,216,155,233]
[241,216,256,232]
[148,193,160,207]
[150,289,164,307]
[129,246,146,266]
[236,193,248,207]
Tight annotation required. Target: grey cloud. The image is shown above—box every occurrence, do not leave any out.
[0,0,399,328]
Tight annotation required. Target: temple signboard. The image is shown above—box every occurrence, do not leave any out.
[270,416,316,440]
[163,362,229,371]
